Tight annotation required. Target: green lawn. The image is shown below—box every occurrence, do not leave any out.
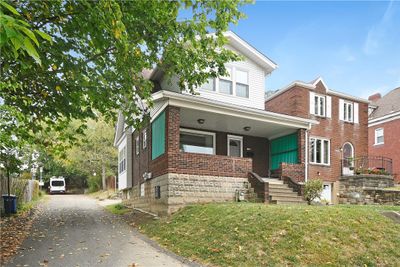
[140,203,400,267]
[104,203,131,215]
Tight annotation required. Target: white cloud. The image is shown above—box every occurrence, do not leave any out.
[363,0,396,55]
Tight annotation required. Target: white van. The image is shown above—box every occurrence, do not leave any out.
[49,177,66,194]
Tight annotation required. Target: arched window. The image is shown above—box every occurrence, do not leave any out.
[342,142,354,168]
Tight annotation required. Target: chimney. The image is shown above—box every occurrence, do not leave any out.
[368,93,381,102]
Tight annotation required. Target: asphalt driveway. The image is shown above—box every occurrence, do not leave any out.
[5,195,191,267]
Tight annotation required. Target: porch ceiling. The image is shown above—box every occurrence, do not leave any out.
[180,108,299,139]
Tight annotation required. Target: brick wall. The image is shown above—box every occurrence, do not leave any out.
[265,81,369,183]
[368,118,400,183]
[280,162,305,183]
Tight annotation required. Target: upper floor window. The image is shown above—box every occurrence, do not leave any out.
[375,128,384,145]
[199,67,249,98]
[310,137,330,165]
[142,129,147,149]
[310,92,331,118]
[135,136,140,155]
[219,68,233,95]
[119,146,126,173]
[235,69,249,98]
[343,101,353,122]
[202,78,215,91]
[314,95,326,117]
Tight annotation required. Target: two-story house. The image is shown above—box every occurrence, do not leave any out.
[368,88,400,184]
[114,32,322,215]
[265,78,369,203]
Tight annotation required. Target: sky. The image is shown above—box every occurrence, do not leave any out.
[229,0,400,99]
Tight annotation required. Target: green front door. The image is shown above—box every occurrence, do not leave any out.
[270,133,298,170]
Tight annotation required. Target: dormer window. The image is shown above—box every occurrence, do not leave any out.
[219,68,233,95]
[235,69,249,98]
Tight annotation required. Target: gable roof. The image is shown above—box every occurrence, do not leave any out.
[265,77,369,104]
[149,31,277,82]
[369,87,400,120]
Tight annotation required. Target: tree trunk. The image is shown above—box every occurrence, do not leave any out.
[102,164,106,190]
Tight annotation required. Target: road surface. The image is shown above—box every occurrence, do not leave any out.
[5,195,192,267]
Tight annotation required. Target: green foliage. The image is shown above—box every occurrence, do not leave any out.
[1,0,249,158]
[87,175,101,193]
[140,203,400,266]
[105,203,130,215]
[304,179,323,205]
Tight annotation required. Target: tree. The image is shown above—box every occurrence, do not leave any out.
[1,0,248,145]
[303,179,323,205]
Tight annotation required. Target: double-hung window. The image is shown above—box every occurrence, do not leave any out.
[179,128,215,155]
[310,137,330,165]
[343,101,353,122]
[235,69,249,98]
[201,78,215,91]
[219,68,233,95]
[119,146,126,173]
[375,128,384,145]
[314,95,326,117]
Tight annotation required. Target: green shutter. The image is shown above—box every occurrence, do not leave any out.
[270,133,298,170]
[151,111,166,160]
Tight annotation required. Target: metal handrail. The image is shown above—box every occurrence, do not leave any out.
[341,156,393,176]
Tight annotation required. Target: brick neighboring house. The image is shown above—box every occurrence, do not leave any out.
[265,78,369,203]
[368,88,400,184]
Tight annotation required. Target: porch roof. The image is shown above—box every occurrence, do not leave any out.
[152,91,318,139]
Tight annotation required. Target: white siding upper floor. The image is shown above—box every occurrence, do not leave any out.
[117,131,133,191]
[158,32,276,110]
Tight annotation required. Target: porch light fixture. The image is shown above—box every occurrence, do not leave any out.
[197,119,205,124]
[243,126,251,131]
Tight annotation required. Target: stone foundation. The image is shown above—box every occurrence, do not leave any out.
[339,175,398,205]
[123,173,249,215]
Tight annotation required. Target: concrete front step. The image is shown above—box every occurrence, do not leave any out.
[262,178,284,184]
[271,195,304,202]
[276,200,307,205]
[270,193,301,199]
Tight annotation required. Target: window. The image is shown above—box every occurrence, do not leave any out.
[310,137,330,165]
[201,78,215,91]
[219,68,233,95]
[154,186,161,199]
[142,129,147,149]
[227,135,243,157]
[343,101,353,122]
[314,95,326,117]
[135,136,140,155]
[151,111,166,160]
[375,128,384,145]
[119,146,126,173]
[140,183,145,197]
[235,70,249,98]
[179,128,215,155]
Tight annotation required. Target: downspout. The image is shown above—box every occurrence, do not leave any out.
[304,123,311,183]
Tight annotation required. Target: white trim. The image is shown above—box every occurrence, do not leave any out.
[368,111,400,126]
[326,96,332,118]
[142,129,147,149]
[180,128,216,155]
[227,135,243,157]
[223,31,277,72]
[374,128,384,145]
[150,102,168,123]
[266,77,369,104]
[309,136,331,166]
[152,90,318,130]
[305,130,309,182]
[314,94,326,117]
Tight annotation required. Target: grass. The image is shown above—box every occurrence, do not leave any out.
[104,203,131,215]
[88,189,118,200]
[384,186,400,191]
[140,203,400,267]
[17,190,47,214]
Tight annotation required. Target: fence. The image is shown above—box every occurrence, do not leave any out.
[0,178,40,212]
[341,156,393,176]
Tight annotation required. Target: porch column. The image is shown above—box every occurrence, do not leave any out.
[166,106,181,154]
[297,129,306,164]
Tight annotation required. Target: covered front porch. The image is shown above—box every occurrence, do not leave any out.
[151,91,317,180]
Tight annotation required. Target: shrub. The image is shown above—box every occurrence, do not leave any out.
[87,175,101,193]
[304,179,323,205]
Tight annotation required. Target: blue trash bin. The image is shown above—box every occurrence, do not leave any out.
[2,195,17,214]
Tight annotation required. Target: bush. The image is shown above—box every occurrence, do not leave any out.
[87,175,101,193]
[304,179,323,205]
